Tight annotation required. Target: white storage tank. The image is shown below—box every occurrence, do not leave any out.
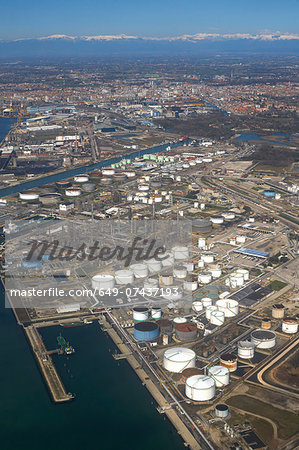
[159,273,173,286]
[102,168,115,176]
[272,304,285,319]
[282,318,298,334]
[216,299,239,317]
[222,212,236,221]
[183,261,194,272]
[133,307,149,321]
[163,347,196,373]
[198,272,212,284]
[115,269,134,285]
[210,216,224,225]
[197,259,205,269]
[201,253,214,264]
[236,235,246,244]
[235,268,249,281]
[198,238,206,249]
[209,265,222,279]
[202,297,213,308]
[185,375,216,401]
[172,246,189,260]
[144,278,159,291]
[238,341,255,359]
[251,329,276,349]
[215,404,229,418]
[184,277,198,292]
[138,184,150,192]
[173,317,187,325]
[19,190,39,201]
[206,305,218,320]
[173,265,187,279]
[208,366,230,387]
[151,307,162,319]
[192,301,203,312]
[65,187,81,197]
[74,175,89,183]
[145,258,162,273]
[130,263,149,278]
[162,287,182,301]
[91,274,115,290]
[210,310,225,326]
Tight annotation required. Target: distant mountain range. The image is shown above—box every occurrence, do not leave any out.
[1,33,299,57]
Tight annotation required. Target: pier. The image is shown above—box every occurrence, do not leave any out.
[24,325,73,403]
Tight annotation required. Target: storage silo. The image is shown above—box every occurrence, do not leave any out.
[206,305,218,320]
[216,299,239,317]
[91,274,115,290]
[115,269,134,284]
[272,304,285,319]
[175,322,197,342]
[159,273,173,286]
[133,307,149,321]
[192,301,203,312]
[151,307,162,320]
[237,341,255,359]
[220,353,237,372]
[185,375,216,401]
[210,310,225,326]
[173,265,188,279]
[282,318,298,334]
[134,322,159,341]
[208,365,230,387]
[130,263,148,278]
[145,258,162,273]
[215,404,229,418]
[251,329,276,349]
[163,347,196,373]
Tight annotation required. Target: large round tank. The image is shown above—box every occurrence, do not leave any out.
[65,187,81,197]
[163,347,196,373]
[208,365,230,387]
[206,305,218,320]
[74,175,89,183]
[82,183,96,192]
[56,180,71,188]
[236,235,246,244]
[272,304,285,319]
[102,168,115,176]
[138,184,150,192]
[157,319,172,335]
[192,301,203,312]
[130,263,148,278]
[192,219,212,234]
[222,212,236,220]
[151,307,162,319]
[198,272,212,284]
[237,341,255,359]
[282,318,298,334]
[145,259,162,273]
[209,265,222,279]
[261,318,271,330]
[185,375,216,401]
[173,265,187,279]
[173,317,187,325]
[202,297,213,308]
[101,177,113,185]
[159,273,173,286]
[133,307,149,321]
[115,269,134,284]
[134,321,159,341]
[39,193,61,205]
[235,268,249,281]
[215,404,229,418]
[216,299,239,317]
[19,190,39,201]
[172,246,189,260]
[113,173,127,182]
[210,310,225,326]
[184,276,198,292]
[210,216,224,225]
[201,253,215,264]
[175,322,197,342]
[91,274,115,290]
[251,329,276,349]
[220,353,237,372]
[144,278,159,290]
[183,261,194,273]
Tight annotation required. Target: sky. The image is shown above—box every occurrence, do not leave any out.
[1,0,299,40]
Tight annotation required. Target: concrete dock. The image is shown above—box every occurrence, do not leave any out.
[101,317,202,450]
[24,325,73,403]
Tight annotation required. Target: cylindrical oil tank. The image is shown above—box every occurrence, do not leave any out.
[237,341,255,359]
[39,193,61,205]
[236,235,246,244]
[282,318,298,334]
[197,259,205,268]
[115,269,134,284]
[208,365,230,387]
[138,184,150,192]
[222,212,236,220]
[184,276,198,292]
[206,305,218,320]
[101,177,113,185]
[183,261,194,272]
[201,253,215,264]
[133,307,149,321]
[130,263,148,278]
[210,310,225,326]
[172,246,189,260]
[113,173,127,182]
[157,319,172,335]
[102,168,115,176]
[185,375,215,401]
[134,321,159,341]
[151,307,162,319]
[19,190,39,201]
[209,264,222,279]
[202,297,213,308]
[144,278,159,290]
[261,318,271,329]
[163,347,196,373]
[74,175,89,183]
[145,258,162,273]
[192,219,212,234]
[216,299,239,317]
[198,272,212,284]
[215,404,229,418]
[251,329,276,349]
[82,183,96,192]
[181,368,202,383]
[173,317,187,325]
[220,353,237,372]
[210,216,224,225]
[56,180,71,189]
[235,268,249,281]
[65,187,81,197]
[91,274,115,290]
[159,273,173,286]
[233,273,244,287]
[272,304,285,319]
[192,301,203,312]
[173,265,187,279]
[175,322,197,342]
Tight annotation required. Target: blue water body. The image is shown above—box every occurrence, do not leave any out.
[0,287,185,450]
[234,131,291,144]
[0,117,16,143]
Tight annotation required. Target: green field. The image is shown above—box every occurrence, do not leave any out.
[269,280,288,291]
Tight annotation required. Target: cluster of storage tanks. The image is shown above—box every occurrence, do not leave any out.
[270,304,298,334]
[225,269,249,289]
[192,297,240,327]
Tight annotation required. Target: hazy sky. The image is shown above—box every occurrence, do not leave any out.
[1,0,299,40]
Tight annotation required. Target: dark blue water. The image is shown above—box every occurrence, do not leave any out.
[0,117,16,143]
[0,288,185,450]
[234,131,291,145]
